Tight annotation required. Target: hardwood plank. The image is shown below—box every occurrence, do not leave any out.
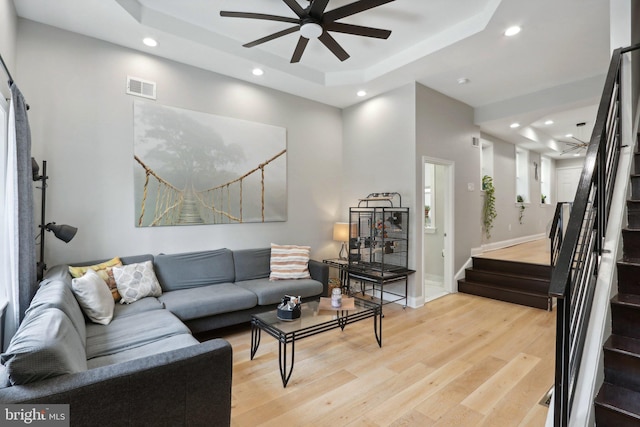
[220,293,554,426]
[461,352,541,415]
[476,238,550,265]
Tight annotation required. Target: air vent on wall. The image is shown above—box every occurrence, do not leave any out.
[126,76,156,100]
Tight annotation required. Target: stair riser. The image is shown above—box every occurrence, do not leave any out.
[612,304,640,339]
[635,153,640,175]
[632,176,640,200]
[622,230,640,263]
[458,281,549,310]
[627,201,640,229]
[617,262,640,295]
[464,269,549,294]
[471,257,551,279]
[595,405,640,427]
[604,350,640,393]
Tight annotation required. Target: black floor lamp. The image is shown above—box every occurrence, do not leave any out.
[32,158,78,280]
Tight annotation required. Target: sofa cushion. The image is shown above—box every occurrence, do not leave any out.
[233,248,271,282]
[113,297,164,319]
[113,261,163,304]
[154,249,235,291]
[158,283,257,321]
[1,308,87,385]
[71,269,115,325]
[87,334,199,369]
[26,276,86,341]
[85,309,191,359]
[236,278,323,305]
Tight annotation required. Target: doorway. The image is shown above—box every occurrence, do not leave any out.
[422,157,454,303]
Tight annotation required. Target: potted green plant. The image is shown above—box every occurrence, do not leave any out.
[541,194,547,204]
[517,194,525,224]
[482,175,497,238]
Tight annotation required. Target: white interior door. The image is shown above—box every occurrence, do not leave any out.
[423,157,454,303]
[557,167,582,203]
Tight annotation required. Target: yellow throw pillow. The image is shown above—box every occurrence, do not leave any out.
[69,257,123,302]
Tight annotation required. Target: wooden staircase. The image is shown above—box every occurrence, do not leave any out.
[458,257,552,310]
[595,133,640,426]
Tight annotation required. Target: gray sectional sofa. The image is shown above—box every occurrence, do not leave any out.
[0,247,328,426]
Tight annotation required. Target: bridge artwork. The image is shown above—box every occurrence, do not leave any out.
[133,101,287,227]
[134,150,286,226]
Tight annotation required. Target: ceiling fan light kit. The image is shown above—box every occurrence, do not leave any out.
[300,22,323,39]
[220,0,395,63]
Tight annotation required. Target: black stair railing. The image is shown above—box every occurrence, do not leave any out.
[550,43,640,426]
[549,202,573,267]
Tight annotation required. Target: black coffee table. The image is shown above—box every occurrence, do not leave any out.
[250,298,382,387]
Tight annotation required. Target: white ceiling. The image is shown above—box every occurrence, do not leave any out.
[13,0,612,158]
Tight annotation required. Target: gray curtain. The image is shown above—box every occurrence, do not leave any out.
[10,83,37,321]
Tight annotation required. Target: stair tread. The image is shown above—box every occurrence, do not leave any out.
[612,293,640,307]
[605,334,640,357]
[617,260,640,267]
[596,383,640,418]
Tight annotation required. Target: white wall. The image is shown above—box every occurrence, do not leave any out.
[481,133,557,243]
[341,83,418,296]
[16,20,343,266]
[0,0,17,100]
[415,83,481,275]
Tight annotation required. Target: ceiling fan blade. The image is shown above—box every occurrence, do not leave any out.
[309,0,331,18]
[290,36,309,63]
[324,22,391,39]
[244,26,300,48]
[220,11,299,24]
[281,0,306,18]
[323,0,395,23]
[318,32,350,61]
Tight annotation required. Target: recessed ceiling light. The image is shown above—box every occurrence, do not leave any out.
[252,68,264,76]
[143,37,158,47]
[544,120,554,125]
[510,122,520,129]
[565,133,573,138]
[457,77,470,85]
[504,26,521,37]
[357,90,367,97]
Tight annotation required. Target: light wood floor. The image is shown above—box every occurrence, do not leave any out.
[476,239,550,266]
[219,293,555,426]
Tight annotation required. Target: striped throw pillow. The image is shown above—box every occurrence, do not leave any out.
[269,244,311,280]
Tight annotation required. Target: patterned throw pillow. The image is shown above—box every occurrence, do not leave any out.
[71,269,115,325]
[69,257,122,302]
[269,243,311,280]
[112,261,162,304]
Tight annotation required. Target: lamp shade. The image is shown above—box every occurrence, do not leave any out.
[333,222,350,242]
[45,223,78,243]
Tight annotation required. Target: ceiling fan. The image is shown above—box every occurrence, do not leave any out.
[560,122,590,155]
[220,0,395,63]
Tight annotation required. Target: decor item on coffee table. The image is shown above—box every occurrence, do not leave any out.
[250,299,381,387]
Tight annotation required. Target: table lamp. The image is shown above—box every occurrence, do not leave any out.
[333,222,350,260]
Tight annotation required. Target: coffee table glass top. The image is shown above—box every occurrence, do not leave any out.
[253,298,378,333]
